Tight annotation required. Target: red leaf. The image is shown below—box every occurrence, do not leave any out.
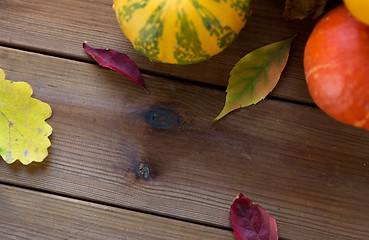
[83,42,149,94]
[230,193,278,240]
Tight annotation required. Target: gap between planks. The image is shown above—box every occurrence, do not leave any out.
[0,182,238,240]
[0,41,219,92]
[0,180,232,232]
[0,43,316,109]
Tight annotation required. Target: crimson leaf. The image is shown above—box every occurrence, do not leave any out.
[230,193,278,240]
[83,42,149,94]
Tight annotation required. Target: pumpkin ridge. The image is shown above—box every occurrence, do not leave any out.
[174,9,210,64]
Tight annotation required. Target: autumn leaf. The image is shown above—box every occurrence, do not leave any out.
[230,193,278,240]
[83,42,149,94]
[0,68,52,165]
[283,0,328,20]
[214,36,295,121]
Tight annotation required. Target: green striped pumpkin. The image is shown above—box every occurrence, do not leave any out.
[113,0,252,64]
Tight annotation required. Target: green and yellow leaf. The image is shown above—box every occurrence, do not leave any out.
[113,0,251,64]
[214,36,295,121]
[0,68,52,165]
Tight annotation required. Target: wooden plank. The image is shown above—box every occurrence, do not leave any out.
[0,46,369,240]
[0,0,318,104]
[0,184,234,240]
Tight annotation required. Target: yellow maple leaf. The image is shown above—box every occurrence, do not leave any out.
[0,68,52,165]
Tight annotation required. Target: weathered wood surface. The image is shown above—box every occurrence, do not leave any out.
[0,46,368,240]
[0,0,318,104]
[0,184,234,239]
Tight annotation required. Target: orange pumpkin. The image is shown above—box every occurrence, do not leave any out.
[304,4,369,130]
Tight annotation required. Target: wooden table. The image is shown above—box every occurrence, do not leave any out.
[0,1,368,239]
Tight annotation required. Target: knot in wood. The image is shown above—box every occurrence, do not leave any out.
[144,107,182,128]
[135,162,151,180]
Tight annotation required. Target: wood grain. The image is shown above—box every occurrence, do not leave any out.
[0,0,317,104]
[0,184,234,240]
[1,47,369,240]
